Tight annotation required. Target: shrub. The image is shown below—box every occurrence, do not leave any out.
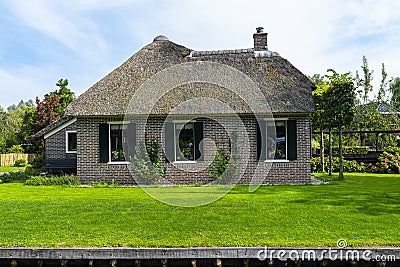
[31,153,45,170]
[331,146,370,155]
[25,175,80,186]
[311,156,367,173]
[0,167,40,183]
[383,146,400,154]
[13,159,26,167]
[376,151,400,174]
[7,145,24,154]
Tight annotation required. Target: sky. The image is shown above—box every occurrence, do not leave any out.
[0,0,400,109]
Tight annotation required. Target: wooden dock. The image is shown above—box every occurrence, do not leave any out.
[0,247,398,266]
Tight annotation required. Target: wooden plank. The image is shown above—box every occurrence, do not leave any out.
[0,247,398,261]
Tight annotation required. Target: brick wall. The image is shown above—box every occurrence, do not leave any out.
[73,115,311,185]
[45,123,77,160]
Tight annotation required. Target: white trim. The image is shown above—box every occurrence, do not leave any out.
[264,160,290,163]
[173,161,197,164]
[65,131,77,154]
[44,118,77,139]
[107,161,130,165]
[263,117,288,121]
[107,121,129,125]
[171,119,196,123]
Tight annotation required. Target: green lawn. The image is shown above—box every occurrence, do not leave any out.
[0,173,399,248]
[0,165,27,173]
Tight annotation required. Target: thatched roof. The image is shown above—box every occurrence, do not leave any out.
[65,36,314,116]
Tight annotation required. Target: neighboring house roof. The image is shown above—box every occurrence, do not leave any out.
[64,34,315,117]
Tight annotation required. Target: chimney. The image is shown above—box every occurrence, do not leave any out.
[253,27,268,51]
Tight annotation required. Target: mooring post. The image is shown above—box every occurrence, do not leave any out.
[134,259,141,267]
[191,259,197,267]
[11,260,17,267]
[216,258,222,267]
[110,259,117,267]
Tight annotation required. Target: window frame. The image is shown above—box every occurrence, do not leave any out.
[108,121,130,164]
[65,130,77,154]
[264,118,289,162]
[173,120,197,163]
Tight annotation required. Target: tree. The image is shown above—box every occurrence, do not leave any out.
[390,77,400,111]
[33,94,61,131]
[310,76,330,172]
[325,69,357,179]
[51,79,75,114]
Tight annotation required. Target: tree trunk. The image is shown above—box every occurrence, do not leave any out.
[329,129,333,176]
[360,133,365,146]
[339,122,344,179]
[320,131,325,172]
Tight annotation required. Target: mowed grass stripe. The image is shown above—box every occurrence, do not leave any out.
[0,173,398,247]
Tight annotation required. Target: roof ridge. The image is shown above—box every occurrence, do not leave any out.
[189,48,254,57]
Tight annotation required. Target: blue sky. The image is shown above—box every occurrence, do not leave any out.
[0,0,399,109]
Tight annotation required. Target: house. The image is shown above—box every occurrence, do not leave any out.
[33,27,315,185]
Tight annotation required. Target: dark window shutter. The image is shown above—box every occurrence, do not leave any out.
[99,123,109,163]
[287,120,297,160]
[194,121,204,161]
[256,120,266,161]
[164,122,175,162]
[127,122,137,161]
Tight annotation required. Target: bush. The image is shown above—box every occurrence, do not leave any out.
[311,156,368,173]
[0,167,40,183]
[376,151,400,174]
[25,175,80,186]
[7,145,24,154]
[331,146,370,155]
[13,159,26,167]
[383,146,400,154]
[31,153,45,170]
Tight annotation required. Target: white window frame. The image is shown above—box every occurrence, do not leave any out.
[264,118,289,162]
[65,131,77,154]
[108,121,130,164]
[173,120,197,164]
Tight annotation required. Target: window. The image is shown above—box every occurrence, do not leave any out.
[164,121,203,163]
[109,124,128,162]
[175,122,195,161]
[99,122,136,164]
[266,120,286,160]
[66,131,77,153]
[257,119,297,161]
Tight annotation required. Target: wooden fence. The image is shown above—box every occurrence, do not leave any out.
[0,153,36,167]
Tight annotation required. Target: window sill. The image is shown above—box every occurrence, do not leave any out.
[108,161,130,165]
[264,159,290,163]
[173,161,197,164]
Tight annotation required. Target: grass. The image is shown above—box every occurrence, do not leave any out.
[0,173,399,248]
[0,165,28,173]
